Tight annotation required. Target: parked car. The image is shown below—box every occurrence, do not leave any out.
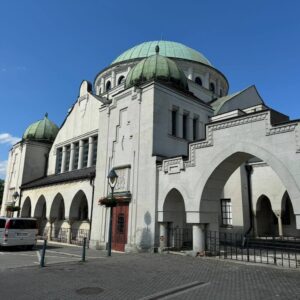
[0,217,38,249]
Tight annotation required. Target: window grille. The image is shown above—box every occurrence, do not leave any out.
[82,139,89,168]
[221,198,232,226]
[55,148,63,174]
[92,136,98,166]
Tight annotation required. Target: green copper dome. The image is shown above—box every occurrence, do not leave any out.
[112,41,212,66]
[23,114,59,143]
[125,47,189,91]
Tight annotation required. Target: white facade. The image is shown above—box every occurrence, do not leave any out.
[2,40,300,253]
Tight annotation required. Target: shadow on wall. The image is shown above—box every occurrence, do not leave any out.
[139,211,152,250]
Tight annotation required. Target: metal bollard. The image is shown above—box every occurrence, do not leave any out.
[40,239,47,268]
[81,237,87,262]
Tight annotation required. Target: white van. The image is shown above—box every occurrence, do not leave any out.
[0,218,38,249]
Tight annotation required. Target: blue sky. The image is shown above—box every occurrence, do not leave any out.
[0,0,300,179]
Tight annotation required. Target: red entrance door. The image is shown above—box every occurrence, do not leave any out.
[112,203,129,252]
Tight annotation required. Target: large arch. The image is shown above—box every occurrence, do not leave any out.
[256,195,277,236]
[50,193,65,221]
[34,195,47,237]
[163,188,186,227]
[69,190,89,221]
[34,195,46,219]
[196,142,300,230]
[21,197,31,217]
[50,193,66,241]
[281,192,299,236]
[161,188,192,250]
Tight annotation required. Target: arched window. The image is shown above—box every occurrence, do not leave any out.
[209,82,215,93]
[195,77,202,86]
[106,81,111,92]
[118,76,125,85]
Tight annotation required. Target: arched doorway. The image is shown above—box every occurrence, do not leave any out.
[34,195,47,237]
[256,195,277,236]
[198,150,295,232]
[21,197,31,217]
[69,190,89,244]
[282,192,299,237]
[162,189,192,250]
[50,193,66,242]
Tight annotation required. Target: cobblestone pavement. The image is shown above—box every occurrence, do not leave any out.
[0,252,299,300]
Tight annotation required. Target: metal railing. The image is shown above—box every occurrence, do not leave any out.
[70,229,90,246]
[206,231,300,268]
[166,226,193,251]
[51,228,69,243]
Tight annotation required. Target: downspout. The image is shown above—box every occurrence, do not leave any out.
[244,164,253,236]
[89,172,95,242]
[44,153,49,177]
[17,189,22,217]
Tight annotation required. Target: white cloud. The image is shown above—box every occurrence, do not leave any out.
[0,133,21,145]
[0,160,7,179]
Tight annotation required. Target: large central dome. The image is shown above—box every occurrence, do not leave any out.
[112,41,212,66]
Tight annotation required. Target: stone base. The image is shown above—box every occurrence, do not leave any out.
[89,239,106,250]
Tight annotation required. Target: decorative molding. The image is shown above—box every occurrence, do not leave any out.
[160,111,300,174]
[162,112,270,171]
[115,91,132,102]
[210,113,268,131]
[266,123,297,136]
[55,129,98,149]
[162,157,184,174]
[114,167,131,193]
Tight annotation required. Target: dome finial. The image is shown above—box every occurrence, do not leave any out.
[155,45,159,54]
[45,112,48,118]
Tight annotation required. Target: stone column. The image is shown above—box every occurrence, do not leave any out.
[187,116,193,141]
[100,78,104,94]
[203,72,210,89]
[78,140,84,169]
[275,212,283,237]
[48,220,54,241]
[159,223,168,252]
[187,67,193,80]
[296,214,300,230]
[216,79,220,96]
[111,71,116,88]
[193,224,205,254]
[176,110,183,138]
[67,220,72,244]
[61,146,67,173]
[87,136,94,168]
[69,143,75,171]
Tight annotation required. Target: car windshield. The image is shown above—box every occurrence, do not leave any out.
[0,219,6,228]
[9,219,36,229]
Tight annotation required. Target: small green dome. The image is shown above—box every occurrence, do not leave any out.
[125,48,189,91]
[23,114,59,142]
[112,40,212,66]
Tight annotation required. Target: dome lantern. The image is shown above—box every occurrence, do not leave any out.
[125,50,189,91]
[23,114,59,143]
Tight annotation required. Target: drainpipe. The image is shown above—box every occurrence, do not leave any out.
[17,189,22,217]
[244,165,253,236]
[44,153,49,177]
[89,172,95,241]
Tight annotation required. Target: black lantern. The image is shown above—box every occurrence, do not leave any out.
[107,169,118,256]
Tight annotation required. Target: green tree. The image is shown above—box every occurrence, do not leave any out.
[0,179,4,206]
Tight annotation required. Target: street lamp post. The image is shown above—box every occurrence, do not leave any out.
[107,169,118,257]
